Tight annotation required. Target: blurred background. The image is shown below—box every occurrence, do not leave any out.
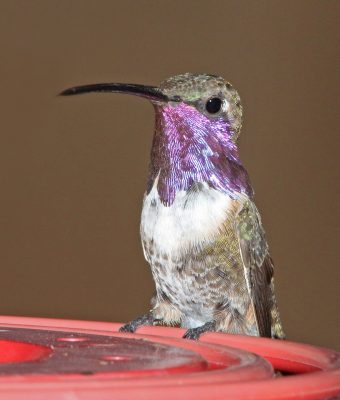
[0,1,338,350]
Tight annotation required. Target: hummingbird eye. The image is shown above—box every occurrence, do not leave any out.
[205,97,222,114]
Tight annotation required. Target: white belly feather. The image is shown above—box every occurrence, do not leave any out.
[141,181,235,258]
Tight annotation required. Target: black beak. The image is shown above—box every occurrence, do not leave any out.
[60,82,180,103]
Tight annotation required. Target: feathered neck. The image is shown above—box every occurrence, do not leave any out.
[147,103,252,206]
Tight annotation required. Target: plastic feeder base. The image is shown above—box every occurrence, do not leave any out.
[0,316,339,400]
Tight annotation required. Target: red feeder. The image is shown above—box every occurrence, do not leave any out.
[0,316,339,399]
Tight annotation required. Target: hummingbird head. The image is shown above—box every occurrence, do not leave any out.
[61,73,251,205]
[158,73,242,142]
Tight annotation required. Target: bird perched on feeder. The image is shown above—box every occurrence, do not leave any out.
[61,73,285,340]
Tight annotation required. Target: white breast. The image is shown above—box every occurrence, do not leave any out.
[141,181,235,258]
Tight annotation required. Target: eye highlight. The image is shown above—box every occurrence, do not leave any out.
[205,97,222,114]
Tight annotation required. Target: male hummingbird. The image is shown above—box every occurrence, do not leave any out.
[61,73,285,340]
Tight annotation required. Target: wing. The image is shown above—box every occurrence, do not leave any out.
[236,199,275,338]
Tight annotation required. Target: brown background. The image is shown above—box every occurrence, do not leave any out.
[0,1,338,350]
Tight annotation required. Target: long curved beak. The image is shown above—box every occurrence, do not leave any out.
[60,82,180,103]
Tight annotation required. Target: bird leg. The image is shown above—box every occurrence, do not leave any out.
[183,321,216,340]
[119,312,156,333]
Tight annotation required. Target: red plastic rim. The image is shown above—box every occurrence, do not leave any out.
[0,316,339,400]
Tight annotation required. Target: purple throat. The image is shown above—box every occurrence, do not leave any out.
[147,103,252,206]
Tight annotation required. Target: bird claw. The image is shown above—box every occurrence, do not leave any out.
[119,322,137,333]
[119,313,155,333]
[183,321,216,340]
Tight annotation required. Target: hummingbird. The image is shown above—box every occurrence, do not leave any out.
[61,73,285,340]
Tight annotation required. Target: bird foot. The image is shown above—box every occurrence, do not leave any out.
[183,321,216,340]
[119,313,155,333]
